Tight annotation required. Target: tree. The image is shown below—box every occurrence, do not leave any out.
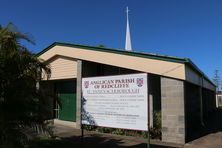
[0,23,52,148]
[97,44,105,48]
[212,70,221,92]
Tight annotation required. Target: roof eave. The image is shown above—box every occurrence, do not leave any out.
[37,42,215,88]
[185,58,215,87]
[37,42,187,64]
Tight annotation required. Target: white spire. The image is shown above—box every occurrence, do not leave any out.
[125,6,132,51]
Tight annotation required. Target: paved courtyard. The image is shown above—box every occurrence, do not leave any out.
[52,109,222,148]
[53,122,222,148]
[184,132,222,148]
[53,123,182,148]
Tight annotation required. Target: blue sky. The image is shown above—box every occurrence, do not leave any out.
[1,0,222,78]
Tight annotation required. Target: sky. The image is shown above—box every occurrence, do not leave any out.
[1,0,222,79]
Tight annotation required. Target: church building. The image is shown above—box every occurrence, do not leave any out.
[38,42,215,144]
[37,7,216,145]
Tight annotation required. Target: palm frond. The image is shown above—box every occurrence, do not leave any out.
[0,23,53,148]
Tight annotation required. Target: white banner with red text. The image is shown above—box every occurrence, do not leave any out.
[82,73,148,131]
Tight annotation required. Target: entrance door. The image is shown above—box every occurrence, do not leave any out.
[56,80,76,122]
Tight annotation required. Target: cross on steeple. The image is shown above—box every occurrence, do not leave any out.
[125,6,132,51]
[126,6,130,15]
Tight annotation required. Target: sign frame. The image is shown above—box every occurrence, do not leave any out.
[81,73,149,131]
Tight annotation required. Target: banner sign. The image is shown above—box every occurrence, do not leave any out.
[82,73,148,131]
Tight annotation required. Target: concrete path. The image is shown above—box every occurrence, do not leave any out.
[53,122,182,148]
[53,122,222,148]
[184,108,222,148]
[184,132,222,148]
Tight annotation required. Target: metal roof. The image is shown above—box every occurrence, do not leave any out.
[37,42,215,86]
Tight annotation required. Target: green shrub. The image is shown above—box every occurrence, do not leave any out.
[83,125,96,131]
[96,127,114,133]
[150,111,161,139]
[112,129,125,135]
[153,111,161,129]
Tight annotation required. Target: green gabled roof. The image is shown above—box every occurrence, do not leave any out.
[37,42,188,63]
[37,42,215,87]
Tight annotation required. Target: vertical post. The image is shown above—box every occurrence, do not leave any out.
[76,60,84,147]
[161,77,185,144]
[76,60,82,128]
[81,98,84,148]
[200,76,204,126]
[147,74,151,148]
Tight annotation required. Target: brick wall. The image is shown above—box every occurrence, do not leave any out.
[161,77,185,144]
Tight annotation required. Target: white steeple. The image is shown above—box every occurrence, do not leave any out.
[125,6,132,51]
